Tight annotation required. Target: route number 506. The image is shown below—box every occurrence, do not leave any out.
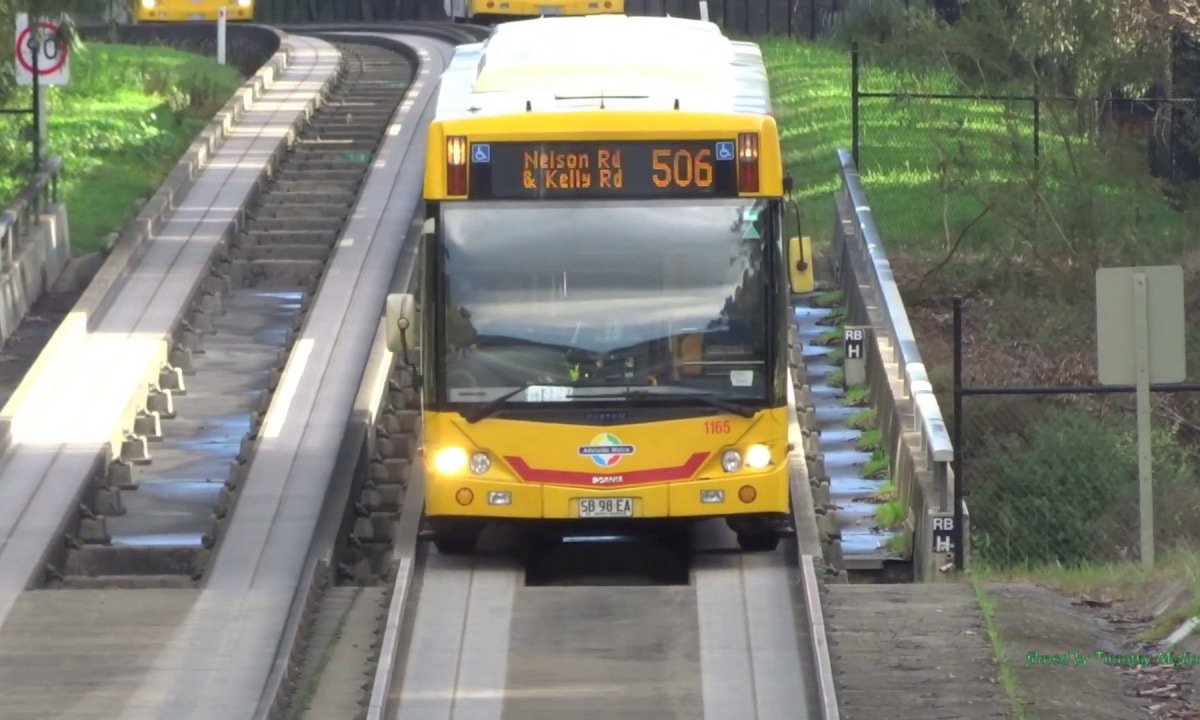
[652,148,714,188]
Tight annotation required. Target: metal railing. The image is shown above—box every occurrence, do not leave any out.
[831,148,960,574]
[1,156,64,268]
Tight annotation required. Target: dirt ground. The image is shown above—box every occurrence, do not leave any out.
[986,578,1199,719]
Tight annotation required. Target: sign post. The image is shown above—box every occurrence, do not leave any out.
[699,1,710,21]
[842,326,869,387]
[1096,265,1186,569]
[217,7,226,65]
[14,13,70,172]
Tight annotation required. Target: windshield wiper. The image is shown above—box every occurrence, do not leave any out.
[571,388,756,418]
[462,382,539,424]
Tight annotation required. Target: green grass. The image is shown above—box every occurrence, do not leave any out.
[826,367,844,388]
[816,306,846,327]
[816,326,843,346]
[971,577,1029,720]
[886,532,910,554]
[872,480,896,502]
[861,447,888,478]
[971,549,1200,643]
[847,407,877,430]
[874,498,905,527]
[813,289,843,307]
[844,384,870,407]
[0,43,243,254]
[761,37,1196,307]
[856,427,882,451]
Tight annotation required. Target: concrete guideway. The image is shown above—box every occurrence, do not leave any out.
[373,367,839,720]
[111,32,457,720]
[383,521,824,720]
[824,585,1008,719]
[0,32,343,718]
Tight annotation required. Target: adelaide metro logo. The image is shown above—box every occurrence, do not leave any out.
[578,432,635,468]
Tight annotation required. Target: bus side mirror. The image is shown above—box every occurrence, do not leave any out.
[385,293,416,356]
[787,236,814,294]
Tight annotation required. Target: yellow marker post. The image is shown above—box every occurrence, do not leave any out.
[788,235,814,294]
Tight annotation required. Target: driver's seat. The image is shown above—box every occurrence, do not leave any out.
[672,333,703,378]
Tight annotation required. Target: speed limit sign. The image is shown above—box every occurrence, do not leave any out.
[14,13,70,87]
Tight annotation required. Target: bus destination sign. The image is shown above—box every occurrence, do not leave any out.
[468,140,739,199]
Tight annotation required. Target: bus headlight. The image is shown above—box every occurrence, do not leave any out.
[432,447,468,475]
[745,444,771,469]
[236,0,252,5]
[470,451,491,475]
[721,450,743,473]
[140,0,155,8]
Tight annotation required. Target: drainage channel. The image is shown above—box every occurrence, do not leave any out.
[282,301,422,720]
[46,42,414,589]
[793,287,906,576]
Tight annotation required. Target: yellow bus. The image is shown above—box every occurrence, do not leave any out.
[386,15,813,554]
[136,0,254,22]
[447,0,623,24]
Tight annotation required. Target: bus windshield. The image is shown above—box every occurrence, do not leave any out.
[438,198,773,407]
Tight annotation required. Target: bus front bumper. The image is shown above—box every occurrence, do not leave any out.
[425,465,789,520]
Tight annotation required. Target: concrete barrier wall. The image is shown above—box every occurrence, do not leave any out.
[0,205,71,346]
[0,25,297,458]
[829,149,967,581]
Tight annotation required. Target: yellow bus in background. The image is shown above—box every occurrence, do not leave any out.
[448,0,623,23]
[136,0,254,22]
[386,15,813,554]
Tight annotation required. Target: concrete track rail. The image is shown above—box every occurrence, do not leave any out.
[359,364,839,720]
[382,525,824,720]
[111,30,460,720]
[57,41,415,587]
[0,31,342,718]
[0,26,476,720]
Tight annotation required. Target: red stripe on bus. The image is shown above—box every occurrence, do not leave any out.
[503,452,709,486]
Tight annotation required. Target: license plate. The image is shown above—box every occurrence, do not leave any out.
[578,497,633,518]
[537,5,564,14]
[188,13,205,20]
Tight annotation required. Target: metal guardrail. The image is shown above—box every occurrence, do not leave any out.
[0,156,63,268]
[831,148,960,575]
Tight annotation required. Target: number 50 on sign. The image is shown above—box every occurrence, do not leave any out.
[14,13,70,87]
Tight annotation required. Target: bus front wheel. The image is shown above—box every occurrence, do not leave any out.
[736,530,781,552]
[429,519,484,554]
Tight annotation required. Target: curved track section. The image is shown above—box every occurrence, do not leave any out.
[116,30,461,720]
[56,41,415,586]
[0,30,340,622]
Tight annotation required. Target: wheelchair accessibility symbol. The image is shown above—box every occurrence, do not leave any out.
[715,142,735,161]
[472,144,491,163]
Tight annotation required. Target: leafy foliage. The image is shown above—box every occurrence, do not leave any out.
[0,42,241,252]
[969,405,1200,567]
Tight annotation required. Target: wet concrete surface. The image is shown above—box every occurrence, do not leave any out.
[108,290,299,546]
[793,297,899,568]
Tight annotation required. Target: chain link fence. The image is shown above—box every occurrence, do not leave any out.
[951,295,1200,570]
[961,392,1200,568]
[849,41,1200,282]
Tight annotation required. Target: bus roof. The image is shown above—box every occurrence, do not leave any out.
[434,15,771,120]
